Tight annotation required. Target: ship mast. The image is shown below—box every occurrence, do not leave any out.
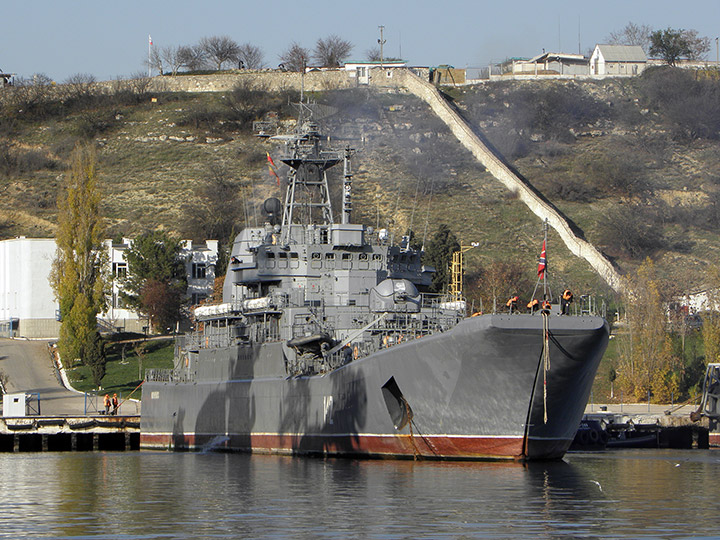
[274,104,342,244]
[341,146,354,224]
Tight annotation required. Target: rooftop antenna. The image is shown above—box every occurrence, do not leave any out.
[578,15,581,55]
[378,25,386,68]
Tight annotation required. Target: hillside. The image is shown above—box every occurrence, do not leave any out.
[1,68,719,305]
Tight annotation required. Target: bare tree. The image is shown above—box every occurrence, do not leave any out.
[683,29,711,60]
[279,42,311,72]
[200,36,240,71]
[158,46,187,76]
[178,45,208,71]
[365,46,381,61]
[365,47,402,62]
[149,47,164,76]
[127,72,152,95]
[63,73,96,101]
[606,22,653,53]
[237,43,265,69]
[313,35,353,67]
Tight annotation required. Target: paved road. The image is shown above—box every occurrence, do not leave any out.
[0,338,88,415]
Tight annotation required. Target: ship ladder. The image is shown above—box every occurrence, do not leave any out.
[542,310,551,424]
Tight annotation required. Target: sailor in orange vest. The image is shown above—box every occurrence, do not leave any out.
[111,393,119,416]
[527,298,539,314]
[506,295,519,314]
[541,298,552,313]
[561,289,574,315]
[103,394,111,415]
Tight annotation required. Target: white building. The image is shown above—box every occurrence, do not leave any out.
[0,237,218,338]
[0,237,59,338]
[590,45,647,76]
[344,60,407,84]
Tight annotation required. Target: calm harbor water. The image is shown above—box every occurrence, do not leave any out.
[2,449,719,539]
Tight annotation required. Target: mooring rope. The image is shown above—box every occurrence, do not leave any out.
[542,310,551,424]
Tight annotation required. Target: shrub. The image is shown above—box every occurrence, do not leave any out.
[638,67,720,140]
[598,205,665,259]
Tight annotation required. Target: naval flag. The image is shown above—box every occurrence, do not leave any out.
[267,153,280,186]
[537,240,546,277]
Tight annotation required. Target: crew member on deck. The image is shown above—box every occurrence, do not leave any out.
[561,289,574,315]
[112,393,119,416]
[506,295,519,314]
[527,298,539,314]
[103,394,111,415]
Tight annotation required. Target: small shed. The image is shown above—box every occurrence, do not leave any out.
[430,65,466,85]
[590,45,647,76]
[3,393,27,417]
[518,52,588,76]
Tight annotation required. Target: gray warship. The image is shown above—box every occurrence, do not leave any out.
[140,103,609,460]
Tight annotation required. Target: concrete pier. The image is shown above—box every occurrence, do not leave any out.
[579,403,710,449]
[0,415,140,452]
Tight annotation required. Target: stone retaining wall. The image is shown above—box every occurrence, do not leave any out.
[94,70,357,94]
[382,69,624,293]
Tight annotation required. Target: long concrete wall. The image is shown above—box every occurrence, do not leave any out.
[380,69,624,293]
[147,70,355,93]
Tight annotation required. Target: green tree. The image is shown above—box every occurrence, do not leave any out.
[50,144,108,371]
[650,28,692,66]
[423,224,460,293]
[122,231,187,333]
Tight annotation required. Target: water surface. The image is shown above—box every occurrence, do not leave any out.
[2,449,718,539]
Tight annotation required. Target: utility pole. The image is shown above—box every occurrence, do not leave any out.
[378,25,386,69]
[716,37,719,66]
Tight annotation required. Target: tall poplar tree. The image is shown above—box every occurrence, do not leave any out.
[50,144,108,380]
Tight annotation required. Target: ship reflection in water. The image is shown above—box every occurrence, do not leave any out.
[1,450,718,538]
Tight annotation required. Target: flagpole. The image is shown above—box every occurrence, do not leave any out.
[542,219,548,299]
[148,35,152,77]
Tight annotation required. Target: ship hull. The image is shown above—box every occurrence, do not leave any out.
[140,313,608,460]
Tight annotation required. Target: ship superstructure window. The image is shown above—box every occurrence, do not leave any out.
[311,252,321,269]
[341,253,352,269]
[113,262,127,279]
[266,251,275,268]
[192,263,206,279]
[290,252,299,269]
[359,253,368,261]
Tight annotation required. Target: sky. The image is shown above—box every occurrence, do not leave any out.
[2,0,719,82]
